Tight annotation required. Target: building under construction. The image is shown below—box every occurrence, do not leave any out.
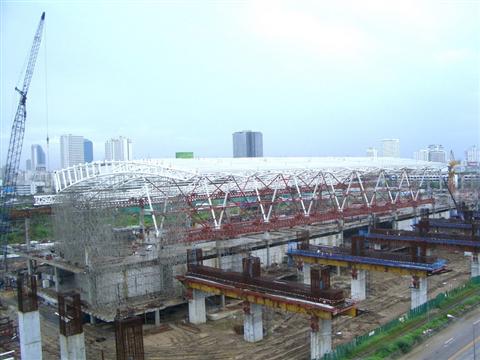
[15,157,450,321]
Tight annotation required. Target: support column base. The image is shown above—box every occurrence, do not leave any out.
[18,310,42,360]
[411,277,428,310]
[188,290,207,325]
[244,303,263,343]
[311,318,332,360]
[60,333,86,360]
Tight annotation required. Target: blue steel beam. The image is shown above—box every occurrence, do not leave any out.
[427,220,473,230]
[365,233,480,251]
[288,248,446,273]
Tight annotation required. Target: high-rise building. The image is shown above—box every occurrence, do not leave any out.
[427,144,446,163]
[105,136,133,161]
[31,144,46,170]
[465,145,479,165]
[414,149,429,162]
[26,159,32,171]
[232,131,263,158]
[366,147,378,158]
[381,139,400,158]
[60,135,85,168]
[84,139,93,163]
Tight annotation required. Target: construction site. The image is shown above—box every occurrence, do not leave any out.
[0,154,479,360]
[1,10,480,360]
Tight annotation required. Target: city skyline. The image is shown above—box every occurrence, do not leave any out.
[1,3,478,170]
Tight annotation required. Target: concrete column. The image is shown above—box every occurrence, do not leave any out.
[243,303,263,342]
[351,269,366,301]
[188,289,206,324]
[471,253,480,278]
[60,333,86,360]
[54,267,60,292]
[154,309,161,326]
[392,211,399,230]
[411,277,428,309]
[18,310,42,360]
[373,243,381,250]
[303,263,311,285]
[89,315,96,325]
[426,248,432,257]
[231,253,243,272]
[311,318,332,360]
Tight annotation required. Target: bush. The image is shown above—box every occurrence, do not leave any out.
[396,338,412,353]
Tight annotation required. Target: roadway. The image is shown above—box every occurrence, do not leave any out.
[400,306,480,360]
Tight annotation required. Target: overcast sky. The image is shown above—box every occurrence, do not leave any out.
[1,0,479,170]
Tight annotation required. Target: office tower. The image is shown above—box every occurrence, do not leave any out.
[84,139,93,163]
[366,147,378,158]
[26,159,32,171]
[105,136,133,161]
[381,139,400,158]
[232,131,263,158]
[427,144,446,163]
[60,135,85,168]
[414,149,429,161]
[31,144,46,170]
[465,145,479,164]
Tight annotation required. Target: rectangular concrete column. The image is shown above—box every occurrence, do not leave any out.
[471,253,480,278]
[18,310,42,360]
[58,292,85,360]
[154,309,161,326]
[231,253,244,272]
[243,303,263,342]
[60,333,86,360]
[373,243,381,250]
[311,317,332,360]
[351,269,366,301]
[188,289,206,324]
[54,267,60,292]
[411,276,428,309]
[303,263,311,285]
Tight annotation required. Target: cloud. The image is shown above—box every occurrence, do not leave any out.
[434,49,476,65]
[245,1,375,61]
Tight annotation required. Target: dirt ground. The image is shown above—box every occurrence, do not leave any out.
[0,248,471,360]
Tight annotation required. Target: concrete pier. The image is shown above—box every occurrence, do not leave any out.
[243,302,263,342]
[411,276,428,309]
[18,310,42,360]
[18,275,42,360]
[351,269,366,301]
[58,292,86,360]
[60,333,86,360]
[154,309,161,326]
[188,289,207,324]
[472,253,480,278]
[310,317,332,360]
[303,263,311,285]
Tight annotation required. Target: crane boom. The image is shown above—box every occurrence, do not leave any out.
[0,12,45,268]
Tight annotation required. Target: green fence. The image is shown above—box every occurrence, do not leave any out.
[323,275,480,360]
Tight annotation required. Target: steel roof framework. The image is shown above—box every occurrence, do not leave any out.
[36,159,445,241]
